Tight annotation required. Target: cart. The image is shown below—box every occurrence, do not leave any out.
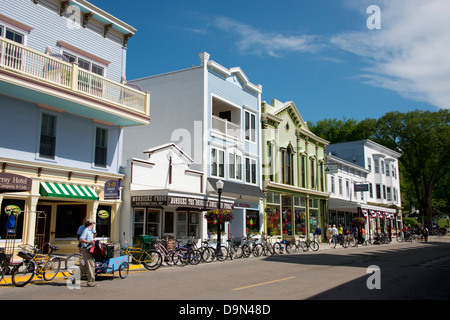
[95,255,129,279]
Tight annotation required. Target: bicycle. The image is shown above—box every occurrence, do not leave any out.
[348,234,358,247]
[333,235,349,248]
[273,238,295,254]
[11,243,61,287]
[121,237,162,270]
[241,236,263,258]
[0,248,13,283]
[65,252,84,275]
[296,235,319,252]
[260,235,276,256]
[226,236,244,259]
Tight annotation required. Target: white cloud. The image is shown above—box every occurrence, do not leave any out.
[213,17,320,57]
[331,0,450,109]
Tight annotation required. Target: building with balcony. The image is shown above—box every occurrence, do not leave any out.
[326,139,403,239]
[261,99,329,242]
[0,0,150,253]
[120,52,265,244]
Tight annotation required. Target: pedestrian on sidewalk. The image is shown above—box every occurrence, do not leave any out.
[327,225,333,246]
[315,225,322,243]
[332,225,338,248]
[79,219,98,288]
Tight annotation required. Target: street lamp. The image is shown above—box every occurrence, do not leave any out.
[216,179,224,251]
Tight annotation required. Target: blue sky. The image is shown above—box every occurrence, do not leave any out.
[90,0,448,124]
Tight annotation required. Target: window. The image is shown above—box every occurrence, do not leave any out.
[374,158,379,173]
[376,184,381,199]
[5,28,24,44]
[245,111,256,142]
[282,150,293,185]
[385,163,390,176]
[386,187,392,201]
[245,157,257,184]
[331,176,335,194]
[369,183,373,198]
[310,158,315,189]
[367,157,372,171]
[2,27,24,69]
[134,208,160,237]
[211,148,224,178]
[301,156,306,187]
[228,153,242,180]
[339,177,343,196]
[95,127,108,167]
[39,113,56,159]
[345,179,350,198]
[381,160,385,174]
[63,52,104,76]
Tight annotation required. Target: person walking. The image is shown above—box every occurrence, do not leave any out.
[327,225,333,246]
[314,225,322,243]
[332,225,338,248]
[79,219,98,287]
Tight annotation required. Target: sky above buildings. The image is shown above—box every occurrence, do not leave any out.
[89,0,449,124]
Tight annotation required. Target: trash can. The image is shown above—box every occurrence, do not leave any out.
[133,235,153,250]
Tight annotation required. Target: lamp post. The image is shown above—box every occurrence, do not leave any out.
[216,179,224,251]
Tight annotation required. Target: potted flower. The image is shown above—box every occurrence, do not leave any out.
[205,209,234,224]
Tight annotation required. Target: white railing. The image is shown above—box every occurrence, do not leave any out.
[0,36,149,116]
[211,115,241,140]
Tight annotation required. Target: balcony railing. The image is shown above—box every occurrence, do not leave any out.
[0,36,149,116]
[211,115,241,140]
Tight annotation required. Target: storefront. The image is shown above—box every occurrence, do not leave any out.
[130,192,234,243]
[0,165,123,254]
[264,188,327,241]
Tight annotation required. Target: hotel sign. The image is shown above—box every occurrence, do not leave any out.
[131,195,233,210]
[0,173,32,192]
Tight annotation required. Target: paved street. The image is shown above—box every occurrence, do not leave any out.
[1,237,450,304]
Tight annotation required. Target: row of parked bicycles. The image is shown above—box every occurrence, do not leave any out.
[132,234,321,270]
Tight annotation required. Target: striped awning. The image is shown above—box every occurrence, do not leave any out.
[39,182,98,200]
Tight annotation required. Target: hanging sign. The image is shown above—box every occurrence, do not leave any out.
[104,180,120,199]
[0,173,32,193]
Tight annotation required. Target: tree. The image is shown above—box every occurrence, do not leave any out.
[309,117,377,144]
[374,109,450,228]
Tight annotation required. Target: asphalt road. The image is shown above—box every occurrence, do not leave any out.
[2,237,449,305]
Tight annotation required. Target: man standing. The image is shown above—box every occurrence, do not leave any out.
[79,219,98,287]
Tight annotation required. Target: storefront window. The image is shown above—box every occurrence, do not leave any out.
[55,205,86,239]
[189,212,200,238]
[309,198,319,232]
[282,196,292,235]
[266,207,280,236]
[147,209,160,236]
[133,208,160,237]
[246,210,259,235]
[294,196,306,235]
[0,199,25,240]
[96,205,111,238]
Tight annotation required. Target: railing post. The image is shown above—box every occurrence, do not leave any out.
[144,91,150,116]
[70,62,79,91]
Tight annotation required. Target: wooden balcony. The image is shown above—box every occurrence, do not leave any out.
[211,115,241,140]
[0,36,150,127]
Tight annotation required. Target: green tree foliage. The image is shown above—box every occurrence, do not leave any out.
[309,109,449,228]
[374,109,450,228]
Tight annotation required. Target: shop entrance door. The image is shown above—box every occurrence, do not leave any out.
[163,211,175,239]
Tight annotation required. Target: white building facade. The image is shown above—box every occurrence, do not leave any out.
[326,140,403,240]
[120,52,264,244]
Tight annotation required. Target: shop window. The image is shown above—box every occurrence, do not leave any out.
[133,208,160,237]
[294,196,306,236]
[177,211,200,238]
[55,205,86,239]
[246,210,259,235]
[96,205,111,238]
[0,199,25,240]
[266,207,280,236]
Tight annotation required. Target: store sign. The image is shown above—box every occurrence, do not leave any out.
[131,195,234,210]
[104,180,120,199]
[325,164,338,174]
[354,184,369,192]
[0,173,32,192]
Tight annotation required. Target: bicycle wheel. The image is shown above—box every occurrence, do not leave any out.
[273,242,282,255]
[119,262,129,279]
[173,248,190,266]
[201,247,215,263]
[252,243,264,257]
[43,256,61,281]
[12,260,35,287]
[142,250,162,270]
[349,236,357,247]
[215,246,228,261]
[309,241,319,251]
[65,253,84,275]
[233,245,243,259]
[189,249,202,265]
[242,244,251,258]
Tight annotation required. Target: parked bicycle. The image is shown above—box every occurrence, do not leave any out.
[121,235,162,270]
[260,235,275,256]
[273,238,295,254]
[241,236,263,257]
[296,235,319,252]
[11,243,61,287]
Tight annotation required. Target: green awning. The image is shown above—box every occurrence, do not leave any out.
[39,182,99,200]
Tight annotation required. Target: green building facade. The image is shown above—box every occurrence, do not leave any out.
[261,100,329,242]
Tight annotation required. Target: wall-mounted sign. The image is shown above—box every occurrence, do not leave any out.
[97,210,110,220]
[354,184,369,192]
[104,180,120,199]
[0,173,32,193]
[131,195,234,210]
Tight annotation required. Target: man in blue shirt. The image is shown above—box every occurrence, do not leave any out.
[79,219,98,287]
